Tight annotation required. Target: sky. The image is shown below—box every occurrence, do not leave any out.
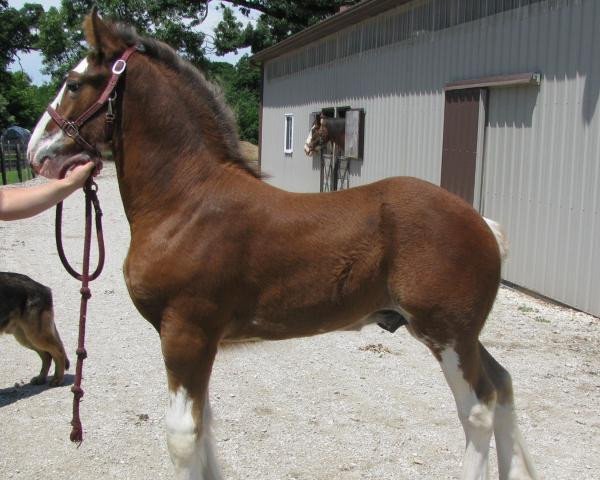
[8,0,256,85]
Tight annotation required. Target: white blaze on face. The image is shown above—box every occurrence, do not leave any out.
[304,125,316,155]
[27,58,89,166]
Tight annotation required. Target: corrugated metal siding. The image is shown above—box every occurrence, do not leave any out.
[259,0,600,316]
[261,29,446,190]
[482,0,600,316]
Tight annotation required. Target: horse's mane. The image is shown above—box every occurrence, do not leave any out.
[109,22,261,179]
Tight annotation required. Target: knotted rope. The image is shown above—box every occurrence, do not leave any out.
[55,176,105,444]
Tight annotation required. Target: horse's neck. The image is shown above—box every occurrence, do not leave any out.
[114,67,240,223]
[114,127,229,225]
[115,144,227,223]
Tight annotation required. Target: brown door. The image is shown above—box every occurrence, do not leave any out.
[441,88,485,206]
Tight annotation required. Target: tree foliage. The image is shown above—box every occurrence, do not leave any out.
[2,71,54,129]
[0,1,46,130]
[0,1,43,69]
[2,0,358,141]
[213,0,360,54]
[38,0,210,81]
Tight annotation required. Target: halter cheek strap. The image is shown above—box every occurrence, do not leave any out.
[47,45,139,156]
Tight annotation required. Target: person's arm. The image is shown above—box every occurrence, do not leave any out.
[0,162,95,221]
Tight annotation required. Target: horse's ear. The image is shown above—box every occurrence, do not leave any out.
[83,7,125,61]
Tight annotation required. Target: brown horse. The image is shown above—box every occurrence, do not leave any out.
[304,113,346,155]
[28,11,538,480]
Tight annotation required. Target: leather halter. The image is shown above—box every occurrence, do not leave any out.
[47,45,137,444]
[46,45,139,157]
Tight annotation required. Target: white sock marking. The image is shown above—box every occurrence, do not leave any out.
[440,348,494,480]
[494,404,539,480]
[166,387,222,480]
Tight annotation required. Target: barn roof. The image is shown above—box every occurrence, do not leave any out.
[252,0,411,63]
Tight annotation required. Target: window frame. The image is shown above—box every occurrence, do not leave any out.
[284,113,294,154]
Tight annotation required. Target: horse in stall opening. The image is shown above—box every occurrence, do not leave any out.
[305,113,350,191]
[304,113,346,155]
[28,11,538,480]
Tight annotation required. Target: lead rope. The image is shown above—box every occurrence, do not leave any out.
[55,177,105,444]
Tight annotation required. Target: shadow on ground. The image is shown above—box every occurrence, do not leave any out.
[0,374,74,408]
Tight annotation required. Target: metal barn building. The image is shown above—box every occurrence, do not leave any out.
[253,0,600,317]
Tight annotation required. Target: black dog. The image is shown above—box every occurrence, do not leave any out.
[0,272,70,386]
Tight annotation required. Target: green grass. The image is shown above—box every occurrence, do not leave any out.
[2,168,35,184]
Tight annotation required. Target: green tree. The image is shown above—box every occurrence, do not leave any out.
[0,0,44,130]
[38,0,210,81]
[0,1,43,68]
[3,71,53,129]
[212,0,360,55]
[210,0,359,143]
[3,0,357,141]
[220,54,260,143]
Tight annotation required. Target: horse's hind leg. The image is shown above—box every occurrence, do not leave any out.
[160,309,222,480]
[480,344,538,480]
[437,340,496,480]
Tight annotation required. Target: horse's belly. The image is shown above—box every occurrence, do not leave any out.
[222,309,384,342]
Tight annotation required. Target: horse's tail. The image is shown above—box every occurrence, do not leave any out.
[483,217,509,261]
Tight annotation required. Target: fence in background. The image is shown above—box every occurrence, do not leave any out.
[1,141,35,185]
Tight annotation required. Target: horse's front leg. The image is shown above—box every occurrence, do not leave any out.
[160,306,222,480]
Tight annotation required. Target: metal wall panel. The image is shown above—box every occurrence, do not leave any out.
[482,0,600,316]
[259,0,600,316]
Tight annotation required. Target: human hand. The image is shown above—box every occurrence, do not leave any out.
[64,162,96,189]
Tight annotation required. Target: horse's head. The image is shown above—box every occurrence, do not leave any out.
[304,114,328,156]
[28,9,132,179]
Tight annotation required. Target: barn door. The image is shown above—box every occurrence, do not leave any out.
[440,88,487,209]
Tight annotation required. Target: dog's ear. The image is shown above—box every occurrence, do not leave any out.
[83,7,125,62]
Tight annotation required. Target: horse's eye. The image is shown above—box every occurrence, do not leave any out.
[66,80,81,93]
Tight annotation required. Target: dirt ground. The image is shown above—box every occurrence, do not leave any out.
[1,162,598,479]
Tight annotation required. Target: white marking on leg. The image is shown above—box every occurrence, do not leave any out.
[494,404,539,480]
[440,348,494,480]
[166,387,222,480]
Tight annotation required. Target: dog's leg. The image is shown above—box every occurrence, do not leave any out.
[16,309,69,386]
[32,351,52,384]
[39,309,69,386]
[13,326,52,384]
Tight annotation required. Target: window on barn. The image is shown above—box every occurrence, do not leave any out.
[284,114,294,154]
[336,106,351,118]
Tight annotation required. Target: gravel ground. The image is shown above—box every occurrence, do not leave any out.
[1,162,599,479]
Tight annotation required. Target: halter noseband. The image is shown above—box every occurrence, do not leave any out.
[47,45,139,158]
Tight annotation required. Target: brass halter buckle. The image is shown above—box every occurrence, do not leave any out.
[63,122,80,139]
